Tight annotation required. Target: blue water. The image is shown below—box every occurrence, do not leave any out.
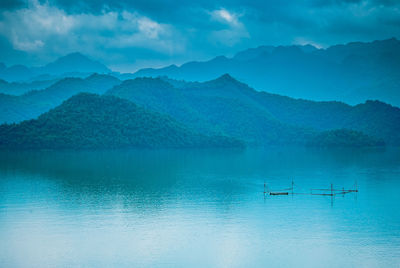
[0,147,399,267]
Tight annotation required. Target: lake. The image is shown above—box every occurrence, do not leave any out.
[0,147,399,267]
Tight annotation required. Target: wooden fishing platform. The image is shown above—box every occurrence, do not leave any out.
[264,180,358,197]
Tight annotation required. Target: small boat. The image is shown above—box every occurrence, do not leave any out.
[270,192,289,195]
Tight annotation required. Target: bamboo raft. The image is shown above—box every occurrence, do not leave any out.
[264,180,358,197]
[270,192,289,196]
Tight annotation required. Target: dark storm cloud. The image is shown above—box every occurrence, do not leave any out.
[0,0,399,71]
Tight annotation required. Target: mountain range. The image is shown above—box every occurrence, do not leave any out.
[1,38,399,106]
[107,74,400,145]
[0,93,242,149]
[0,38,399,149]
[0,53,111,82]
[0,73,397,148]
[0,74,121,124]
[0,78,60,95]
[131,38,400,106]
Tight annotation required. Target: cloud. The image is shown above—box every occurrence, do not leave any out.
[211,9,240,26]
[0,0,187,70]
[0,0,399,71]
[209,8,249,46]
[0,0,74,51]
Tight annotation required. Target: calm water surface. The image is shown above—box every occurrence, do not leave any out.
[0,147,399,267]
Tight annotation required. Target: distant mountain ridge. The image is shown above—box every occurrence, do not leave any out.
[0,53,111,82]
[1,38,399,106]
[131,38,400,106]
[0,78,60,95]
[38,53,110,75]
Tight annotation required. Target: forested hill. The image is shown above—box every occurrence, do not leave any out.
[0,94,243,149]
[106,76,315,145]
[107,74,400,145]
[0,78,59,96]
[0,73,397,148]
[0,74,121,124]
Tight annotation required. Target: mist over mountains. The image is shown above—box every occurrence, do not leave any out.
[0,72,398,148]
[132,38,400,106]
[0,52,110,82]
[1,38,399,107]
[0,74,121,124]
[0,38,399,149]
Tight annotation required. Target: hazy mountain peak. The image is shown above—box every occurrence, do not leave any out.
[201,74,246,89]
[211,55,229,61]
[164,64,179,70]
[40,52,110,75]
[133,76,171,84]
[361,99,398,109]
[215,73,237,83]
[53,77,84,85]
[118,76,174,90]
[373,37,399,44]
[61,52,86,59]
[297,44,319,53]
[233,45,275,61]
[203,74,251,93]
[50,52,91,66]
[273,45,304,55]
[86,73,106,79]
[85,73,120,82]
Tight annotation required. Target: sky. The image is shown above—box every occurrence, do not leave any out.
[0,0,399,72]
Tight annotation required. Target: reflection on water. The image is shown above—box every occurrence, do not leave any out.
[0,147,399,267]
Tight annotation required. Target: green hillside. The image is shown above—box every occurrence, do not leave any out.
[0,74,121,124]
[107,75,398,145]
[0,93,243,149]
